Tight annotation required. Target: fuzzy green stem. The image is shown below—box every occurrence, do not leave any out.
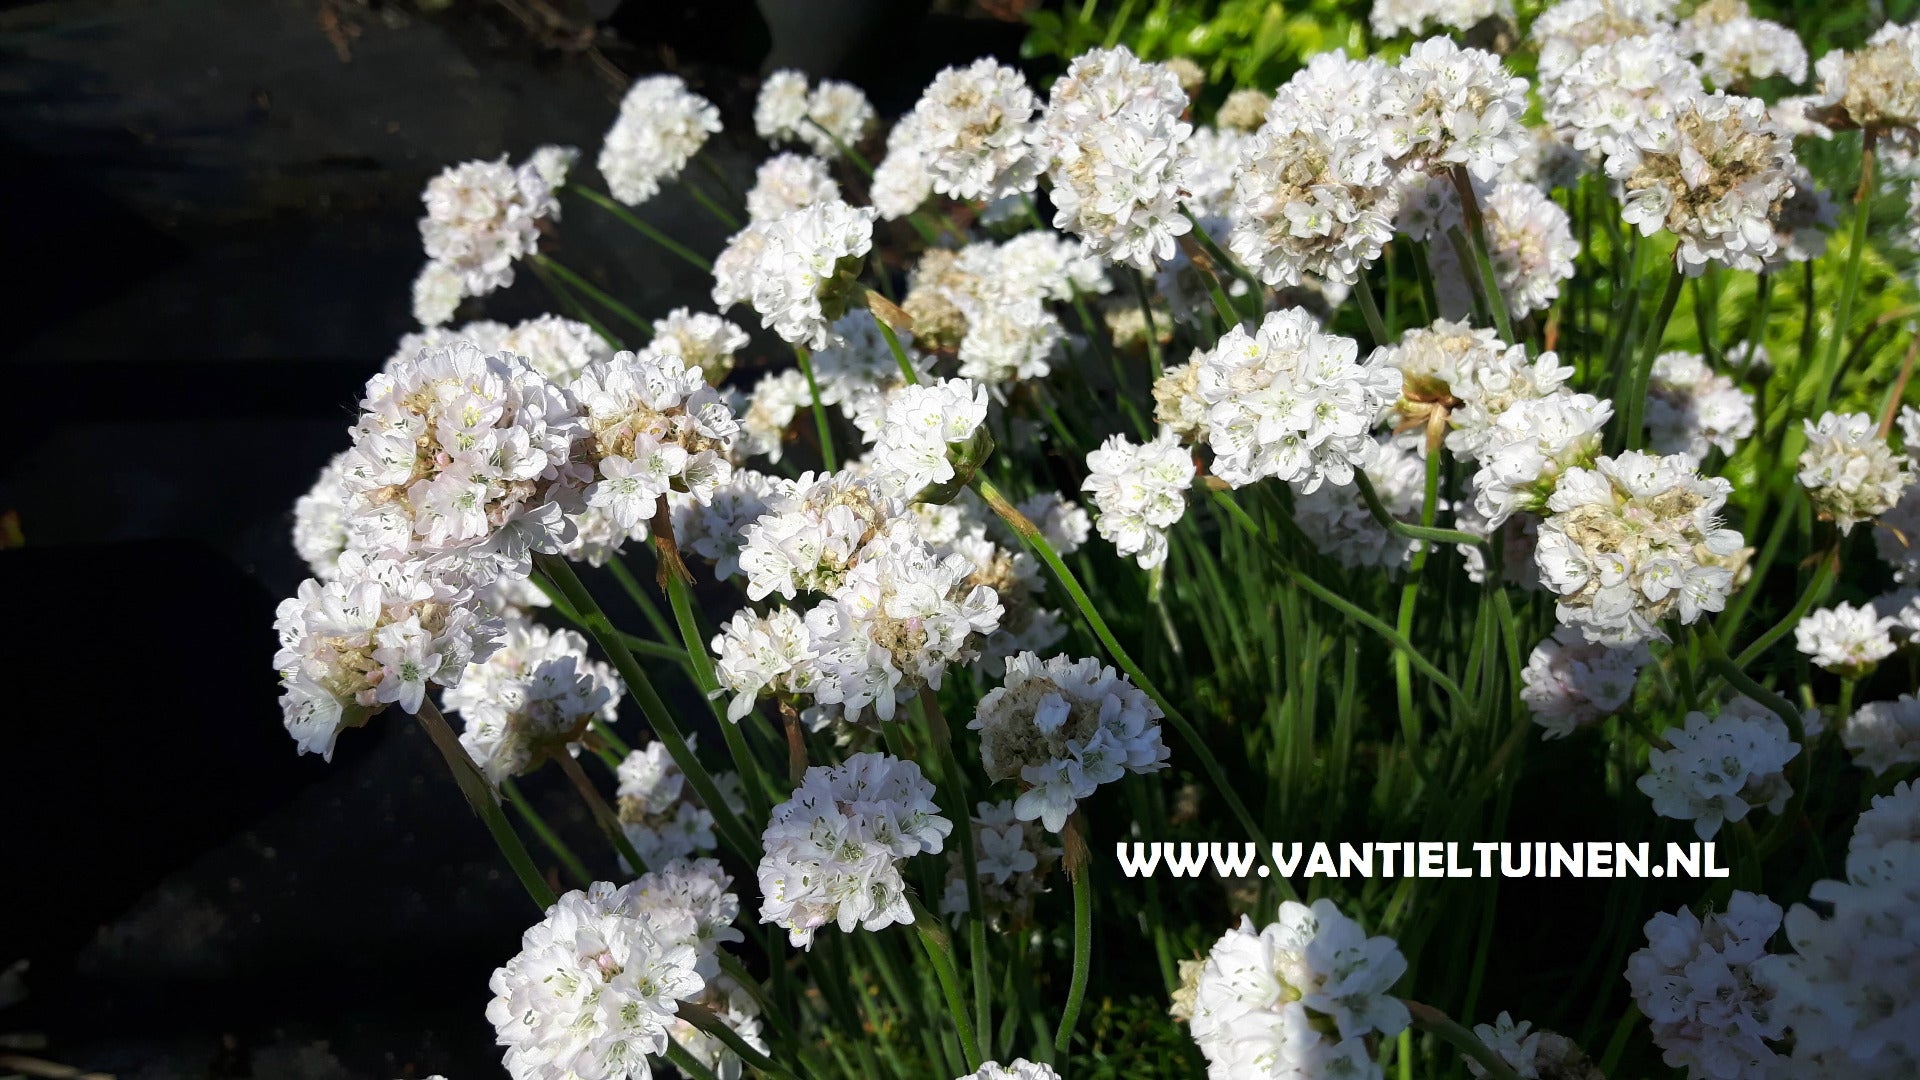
[1621,260,1687,453]
[1355,272,1392,348]
[1815,129,1877,417]
[502,778,592,886]
[1354,472,1484,546]
[916,690,991,1050]
[1054,816,1094,1062]
[1698,623,1803,740]
[683,177,742,230]
[678,1000,800,1080]
[557,750,650,876]
[1129,270,1166,383]
[531,254,653,335]
[1448,168,1515,344]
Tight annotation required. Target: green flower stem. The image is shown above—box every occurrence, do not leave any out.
[566,185,714,272]
[804,117,875,178]
[915,690,991,1050]
[1353,472,1485,546]
[794,346,838,472]
[907,895,983,1072]
[1393,449,1443,762]
[715,950,795,1049]
[1053,815,1094,1063]
[1619,259,1687,453]
[557,749,650,876]
[1697,623,1803,739]
[413,698,556,910]
[1814,129,1877,417]
[973,475,1276,857]
[533,552,760,859]
[531,254,653,335]
[682,177,741,230]
[1212,489,1469,706]
[528,566,691,669]
[528,258,626,350]
[871,298,920,385]
[677,1000,800,1080]
[1178,203,1261,294]
[1129,270,1166,383]
[1409,239,1440,327]
[607,556,678,647]
[1735,551,1837,669]
[1404,999,1521,1080]
[664,1037,721,1080]
[1354,272,1392,348]
[502,778,592,886]
[1448,167,1515,345]
[661,560,772,822]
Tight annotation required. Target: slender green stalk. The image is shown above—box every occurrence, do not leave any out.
[803,117,876,178]
[908,895,983,1071]
[1814,130,1877,417]
[567,185,714,272]
[533,552,761,858]
[794,346,838,472]
[1178,203,1260,292]
[664,1037,722,1080]
[915,691,991,1050]
[607,557,678,646]
[1404,999,1522,1080]
[678,1000,801,1080]
[413,698,556,909]
[1735,552,1836,668]
[1620,260,1687,453]
[558,750,650,876]
[531,254,653,335]
[1354,273,1392,348]
[871,299,921,385]
[528,259,626,350]
[502,778,592,886]
[1448,168,1515,345]
[654,538,772,822]
[1354,472,1484,546]
[1212,490,1469,705]
[682,177,742,230]
[974,476,1277,859]
[1053,821,1094,1062]
[1698,623,1803,739]
[1394,449,1443,760]
[1129,270,1166,383]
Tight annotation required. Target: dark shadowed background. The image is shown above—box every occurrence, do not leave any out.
[0,2,1026,1076]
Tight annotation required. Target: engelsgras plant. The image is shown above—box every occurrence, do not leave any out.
[281,5,1920,1077]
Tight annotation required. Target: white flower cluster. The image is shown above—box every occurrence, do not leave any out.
[1039,46,1195,270]
[1082,429,1195,570]
[341,341,586,576]
[1470,392,1612,528]
[1545,33,1702,163]
[574,349,740,531]
[501,314,615,386]
[1464,1013,1602,1079]
[1189,899,1410,1080]
[739,471,904,601]
[1626,891,1785,1079]
[755,70,877,158]
[864,377,991,497]
[1811,20,1920,133]
[940,800,1059,928]
[870,112,934,221]
[959,1062,1061,1080]
[1381,37,1531,182]
[616,741,744,869]
[745,153,840,223]
[714,199,876,349]
[1679,0,1808,89]
[758,752,951,947]
[1844,693,1920,775]
[1194,309,1403,491]
[1532,0,1683,87]
[1796,601,1898,676]
[1638,699,1799,838]
[910,58,1044,201]
[275,552,501,758]
[1370,0,1512,38]
[1606,90,1799,275]
[598,75,722,207]
[418,155,558,300]
[1520,626,1649,738]
[293,451,353,579]
[485,880,706,1080]
[411,260,465,328]
[1227,52,1399,288]
[1798,411,1910,534]
[1755,781,1920,1077]
[1645,351,1756,461]
[970,652,1170,832]
[1377,318,1572,459]
[1535,450,1744,645]
[669,469,779,583]
[642,308,747,385]
[443,615,620,783]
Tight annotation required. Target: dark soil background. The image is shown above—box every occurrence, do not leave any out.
[0,2,1023,1076]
